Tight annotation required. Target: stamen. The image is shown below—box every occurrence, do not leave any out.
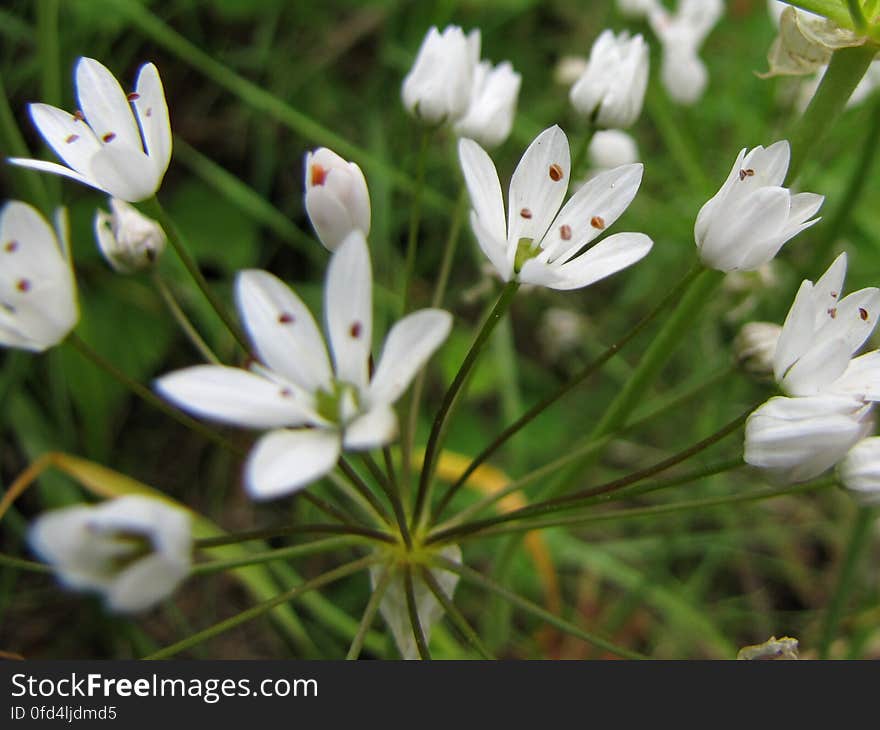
[279,388,292,398]
[145,108,153,117]
[590,216,605,229]
[739,168,755,181]
[127,92,140,101]
[548,163,564,182]
[73,110,84,121]
[520,208,532,219]
[830,291,839,298]
[350,321,362,338]
[65,134,79,144]
[16,279,31,293]
[828,308,837,319]
[278,312,295,324]
[102,132,116,143]
[860,308,869,321]
[4,241,18,253]
[559,224,572,241]
[311,164,329,187]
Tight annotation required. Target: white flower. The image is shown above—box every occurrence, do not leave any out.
[744,394,874,483]
[734,321,782,378]
[29,496,191,612]
[402,26,480,124]
[94,198,166,273]
[773,253,880,399]
[839,437,880,504]
[458,125,652,290]
[695,140,824,271]
[0,201,78,352]
[303,147,371,251]
[9,57,171,202]
[650,0,723,105]
[369,545,461,660]
[156,232,452,499]
[569,30,649,129]
[453,60,521,148]
[588,129,639,171]
[554,55,588,86]
[616,0,661,19]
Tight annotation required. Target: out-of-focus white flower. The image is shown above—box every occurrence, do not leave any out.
[29,495,191,613]
[453,60,521,148]
[9,58,171,202]
[744,394,873,483]
[402,26,480,124]
[588,129,639,171]
[369,545,461,660]
[94,198,165,273]
[157,232,452,499]
[617,0,661,19]
[840,437,880,504]
[539,307,588,359]
[695,140,823,271]
[458,125,652,290]
[303,147,371,251]
[0,201,78,352]
[773,253,880,399]
[554,55,588,86]
[735,322,782,378]
[570,30,649,129]
[649,0,723,105]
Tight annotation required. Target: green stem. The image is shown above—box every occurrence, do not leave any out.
[152,271,221,364]
[419,565,493,659]
[818,505,876,659]
[432,555,646,660]
[139,197,250,353]
[191,536,359,575]
[846,0,868,31]
[433,263,704,519]
[401,128,431,314]
[347,561,393,660]
[412,281,520,529]
[36,0,61,105]
[788,44,879,183]
[404,565,431,660]
[144,555,379,659]
[338,457,392,528]
[570,124,596,179]
[361,453,411,548]
[0,553,51,573]
[195,522,394,549]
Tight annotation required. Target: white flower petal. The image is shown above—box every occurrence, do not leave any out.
[235,270,332,393]
[370,309,453,404]
[832,350,880,401]
[458,137,506,244]
[75,57,142,152]
[245,428,341,499]
[815,287,880,355]
[88,143,160,201]
[132,62,172,178]
[546,231,653,290]
[343,404,398,450]
[324,232,372,391]
[106,554,187,613]
[743,140,790,188]
[780,336,851,395]
[7,157,95,189]
[155,365,316,429]
[27,103,101,176]
[469,211,511,280]
[773,280,815,381]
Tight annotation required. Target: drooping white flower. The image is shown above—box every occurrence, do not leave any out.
[369,545,461,660]
[9,58,171,202]
[458,125,652,290]
[839,437,880,504]
[650,0,723,105]
[453,60,521,148]
[695,140,824,271]
[744,394,874,483]
[588,129,640,171]
[402,26,480,124]
[0,201,78,352]
[569,30,649,129]
[156,232,452,499]
[94,198,166,273]
[303,147,371,251]
[773,253,880,399]
[29,495,191,613]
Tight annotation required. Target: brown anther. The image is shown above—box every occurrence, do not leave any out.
[311,164,328,187]
[4,241,18,253]
[520,208,533,219]
[830,291,839,298]
[278,312,295,324]
[739,168,755,181]
[559,224,572,241]
[350,321,362,338]
[828,308,837,319]
[73,110,84,121]
[548,163,564,182]
[590,215,605,230]
[65,134,79,144]
[127,92,140,101]
[145,108,153,117]
[280,388,292,398]
[860,307,869,321]
[102,132,116,143]
[16,279,30,293]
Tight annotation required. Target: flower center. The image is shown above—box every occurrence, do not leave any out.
[315,380,361,425]
[514,237,540,274]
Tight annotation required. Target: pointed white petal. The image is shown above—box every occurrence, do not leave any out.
[547,231,652,290]
[235,270,332,393]
[305,186,357,251]
[507,126,570,247]
[812,252,847,315]
[816,287,880,355]
[7,157,95,188]
[245,428,340,499]
[88,144,160,201]
[155,365,316,429]
[325,232,372,390]
[458,138,506,244]
[75,57,142,151]
[343,404,398,450]
[780,336,850,395]
[370,309,452,404]
[27,103,101,176]
[132,62,172,176]
[832,350,880,401]
[744,140,790,188]
[106,554,187,612]
[694,147,746,245]
[773,280,815,381]
[469,211,511,280]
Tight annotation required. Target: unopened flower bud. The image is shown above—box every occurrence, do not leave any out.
[304,147,371,251]
[94,198,165,273]
[839,437,880,505]
[734,322,781,379]
[454,60,521,148]
[588,129,639,170]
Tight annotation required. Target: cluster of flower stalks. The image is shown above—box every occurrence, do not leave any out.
[2,0,880,660]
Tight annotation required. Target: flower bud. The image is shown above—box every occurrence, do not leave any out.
[569,30,649,129]
[454,60,521,148]
[588,129,639,171]
[734,322,781,379]
[402,26,479,124]
[304,147,371,251]
[839,437,880,505]
[94,198,166,273]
